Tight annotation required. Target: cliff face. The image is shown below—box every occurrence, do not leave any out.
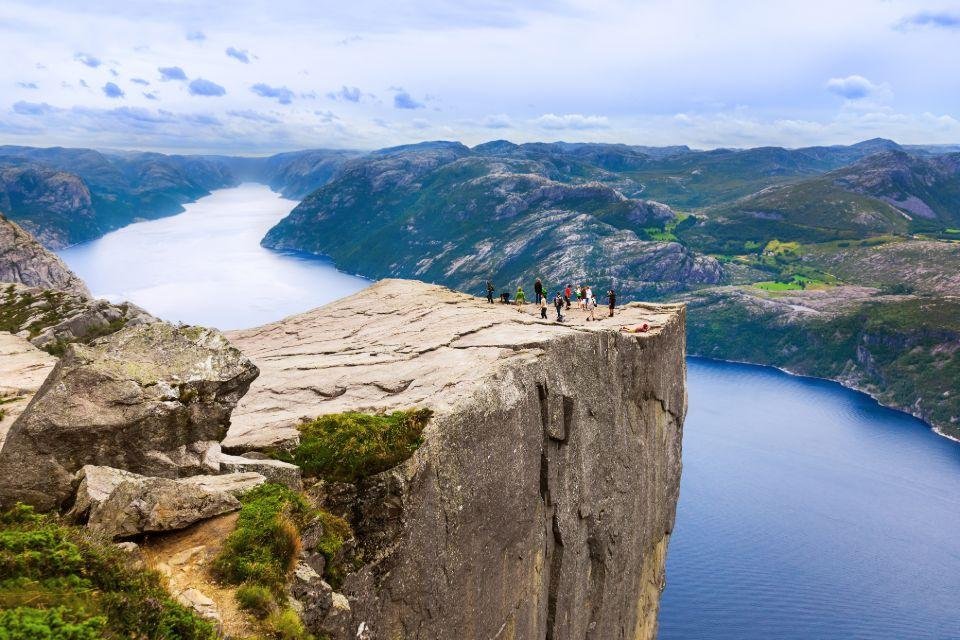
[0,214,90,296]
[225,279,686,639]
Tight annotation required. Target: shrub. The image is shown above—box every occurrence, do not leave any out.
[264,608,312,640]
[0,504,214,640]
[283,409,433,482]
[236,584,277,619]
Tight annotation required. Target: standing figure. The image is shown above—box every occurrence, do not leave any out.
[515,286,526,311]
[554,293,565,321]
[486,281,495,303]
[540,295,548,319]
[534,278,544,304]
[607,289,616,317]
[564,284,572,310]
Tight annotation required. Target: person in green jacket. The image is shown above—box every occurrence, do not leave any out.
[515,286,526,311]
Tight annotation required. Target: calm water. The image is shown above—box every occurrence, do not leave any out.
[659,359,960,639]
[56,186,960,638]
[58,183,369,330]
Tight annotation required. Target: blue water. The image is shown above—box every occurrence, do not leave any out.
[658,358,960,639]
[55,185,960,638]
[58,183,370,330]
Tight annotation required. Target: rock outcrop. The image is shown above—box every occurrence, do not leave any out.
[225,279,685,640]
[67,465,265,539]
[0,214,90,296]
[0,322,259,511]
[0,332,56,447]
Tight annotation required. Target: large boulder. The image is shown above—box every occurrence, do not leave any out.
[67,465,265,539]
[0,332,56,448]
[0,322,259,510]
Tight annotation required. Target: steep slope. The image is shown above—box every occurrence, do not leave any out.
[0,214,90,295]
[223,279,685,639]
[0,146,237,247]
[263,143,722,300]
[207,148,363,199]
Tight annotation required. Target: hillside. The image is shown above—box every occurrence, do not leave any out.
[262,142,723,299]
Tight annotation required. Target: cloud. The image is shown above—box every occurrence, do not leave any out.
[102,82,124,98]
[109,69,119,77]
[74,52,101,68]
[131,78,150,86]
[825,75,884,100]
[328,86,362,102]
[158,66,187,81]
[336,35,363,46]
[227,109,281,124]
[12,101,56,116]
[16,82,38,89]
[189,78,226,96]
[896,11,960,30]
[186,30,206,41]
[79,79,89,88]
[533,113,610,130]
[479,113,513,129]
[226,47,251,63]
[393,90,424,109]
[143,92,158,100]
[251,83,294,104]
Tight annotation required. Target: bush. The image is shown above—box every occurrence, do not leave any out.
[236,584,277,619]
[0,504,214,640]
[264,608,312,640]
[283,409,433,483]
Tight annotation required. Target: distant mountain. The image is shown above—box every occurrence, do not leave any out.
[262,142,722,299]
[0,213,90,296]
[0,146,237,247]
[207,149,362,199]
[680,149,960,252]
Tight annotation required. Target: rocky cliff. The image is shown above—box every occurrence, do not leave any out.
[0,214,90,295]
[225,279,686,639]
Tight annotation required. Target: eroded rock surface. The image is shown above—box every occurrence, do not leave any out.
[0,322,259,510]
[0,332,56,447]
[0,213,90,295]
[226,279,685,640]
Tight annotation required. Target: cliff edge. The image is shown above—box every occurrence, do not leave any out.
[225,279,686,640]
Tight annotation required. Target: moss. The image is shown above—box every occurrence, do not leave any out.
[281,409,432,483]
[0,503,215,640]
[263,608,313,640]
[235,584,277,620]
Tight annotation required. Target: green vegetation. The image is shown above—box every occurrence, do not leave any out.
[0,503,215,640]
[262,608,313,640]
[280,409,433,483]
[235,584,277,619]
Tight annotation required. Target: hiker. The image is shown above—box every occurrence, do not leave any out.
[607,289,616,317]
[554,293,565,321]
[564,284,572,310]
[500,291,510,304]
[515,286,526,310]
[621,323,650,333]
[534,278,544,304]
[540,295,548,319]
[486,281,495,303]
[577,285,586,310]
[586,289,597,321]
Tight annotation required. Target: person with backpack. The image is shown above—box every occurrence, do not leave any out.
[515,286,526,310]
[554,293,565,321]
[607,289,616,317]
[564,284,572,310]
[586,290,597,321]
[486,281,495,303]
[534,278,544,304]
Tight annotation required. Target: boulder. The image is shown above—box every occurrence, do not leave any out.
[67,465,265,539]
[0,332,56,448]
[290,561,333,634]
[216,452,303,490]
[0,322,259,510]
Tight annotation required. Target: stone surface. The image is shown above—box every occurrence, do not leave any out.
[0,332,56,448]
[0,214,90,296]
[216,452,303,490]
[1,282,156,352]
[225,279,685,640]
[0,322,259,510]
[67,465,260,539]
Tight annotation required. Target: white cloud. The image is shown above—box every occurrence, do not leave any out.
[532,113,610,130]
[825,75,887,100]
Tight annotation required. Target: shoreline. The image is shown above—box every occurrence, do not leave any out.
[688,353,960,445]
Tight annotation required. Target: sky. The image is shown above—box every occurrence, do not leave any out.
[1,0,959,154]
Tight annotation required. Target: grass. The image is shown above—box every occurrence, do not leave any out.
[0,503,215,640]
[280,409,433,483]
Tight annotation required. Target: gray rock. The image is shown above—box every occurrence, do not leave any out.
[224,279,685,640]
[0,322,259,510]
[0,332,56,449]
[216,452,303,490]
[0,214,90,296]
[290,562,333,634]
[68,465,261,539]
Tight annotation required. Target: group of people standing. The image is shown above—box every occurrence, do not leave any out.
[485,278,616,323]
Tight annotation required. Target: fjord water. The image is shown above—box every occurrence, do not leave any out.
[58,183,369,330]
[658,358,960,639]
[56,186,960,638]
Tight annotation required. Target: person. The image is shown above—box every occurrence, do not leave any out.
[586,290,597,321]
[515,286,526,310]
[564,284,572,310]
[540,295,548,319]
[534,278,544,305]
[621,323,650,333]
[607,289,616,317]
[577,285,585,310]
[486,280,495,303]
[554,293,565,321]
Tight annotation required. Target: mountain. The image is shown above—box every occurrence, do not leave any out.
[206,149,362,199]
[0,146,238,247]
[262,142,723,299]
[679,149,960,252]
[0,213,90,296]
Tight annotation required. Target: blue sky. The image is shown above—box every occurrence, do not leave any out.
[1,0,958,153]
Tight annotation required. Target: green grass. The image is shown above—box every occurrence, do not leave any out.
[0,504,214,640]
[280,409,433,483]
